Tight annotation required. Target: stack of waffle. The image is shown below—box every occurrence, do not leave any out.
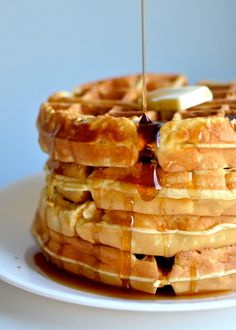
[32,74,236,295]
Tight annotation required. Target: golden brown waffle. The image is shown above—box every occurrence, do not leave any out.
[37,188,236,257]
[157,115,236,172]
[88,164,236,200]
[32,209,162,294]
[153,85,236,172]
[32,206,236,295]
[170,245,236,295]
[45,160,92,203]
[46,161,236,217]
[37,74,187,167]
[198,80,236,100]
[179,99,236,119]
[33,74,236,296]
[38,89,236,171]
[47,159,236,201]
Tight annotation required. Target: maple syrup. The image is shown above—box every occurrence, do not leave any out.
[136,163,161,201]
[141,0,147,112]
[32,251,230,301]
[189,260,198,294]
[34,252,141,299]
[120,197,134,288]
[161,235,171,257]
[92,223,101,282]
[138,114,163,144]
[48,121,64,159]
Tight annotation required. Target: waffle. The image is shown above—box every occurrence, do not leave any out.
[88,164,236,200]
[33,74,236,296]
[46,161,236,216]
[38,90,236,171]
[37,187,236,257]
[157,115,236,172]
[170,245,236,295]
[32,207,236,295]
[45,160,92,203]
[48,159,236,199]
[156,89,236,171]
[37,74,187,168]
[198,80,236,100]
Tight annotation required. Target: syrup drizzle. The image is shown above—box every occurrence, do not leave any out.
[120,197,134,288]
[92,223,101,282]
[48,122,64,160]
[141,0,147,112]
[136,163,161,201]
[137,114,162,201]
[190,260,198,294]
[161,235,171,257]
[138,113,163,146]
[57,207,65,269]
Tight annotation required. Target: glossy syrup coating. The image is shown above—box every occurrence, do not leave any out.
[33,75,236,296]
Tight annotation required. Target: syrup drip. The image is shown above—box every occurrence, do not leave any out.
[136,114,163,202]
[92,223,101,282]
[48,122,64,160]
[120,198,134,288]
[138,114,163,146]
[155,127,162,149]
[161,235,170,257]
[56,207,65,269]
[139,113,152,124]
[138,146,154,163]
[136,163,161,201]
[189,260,198,294]
[68,132,79,164]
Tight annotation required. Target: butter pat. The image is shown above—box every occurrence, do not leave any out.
[147,86,213,111]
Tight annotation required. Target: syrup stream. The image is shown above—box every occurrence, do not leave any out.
[141,0,147,112]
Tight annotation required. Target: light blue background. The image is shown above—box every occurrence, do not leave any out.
[1,0,236,187]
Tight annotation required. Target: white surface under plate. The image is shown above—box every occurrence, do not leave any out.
[1,174,236,312]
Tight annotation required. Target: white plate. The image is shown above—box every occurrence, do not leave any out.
[1,174,236,312]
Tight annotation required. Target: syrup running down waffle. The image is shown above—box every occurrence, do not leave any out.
[33,73,236,295]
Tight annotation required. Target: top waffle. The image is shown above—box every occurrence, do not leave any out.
[37,74,187,167]
[37,73,236,171]
[198,80,236,100]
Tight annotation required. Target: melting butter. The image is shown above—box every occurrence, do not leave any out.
[147,86,213,111]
